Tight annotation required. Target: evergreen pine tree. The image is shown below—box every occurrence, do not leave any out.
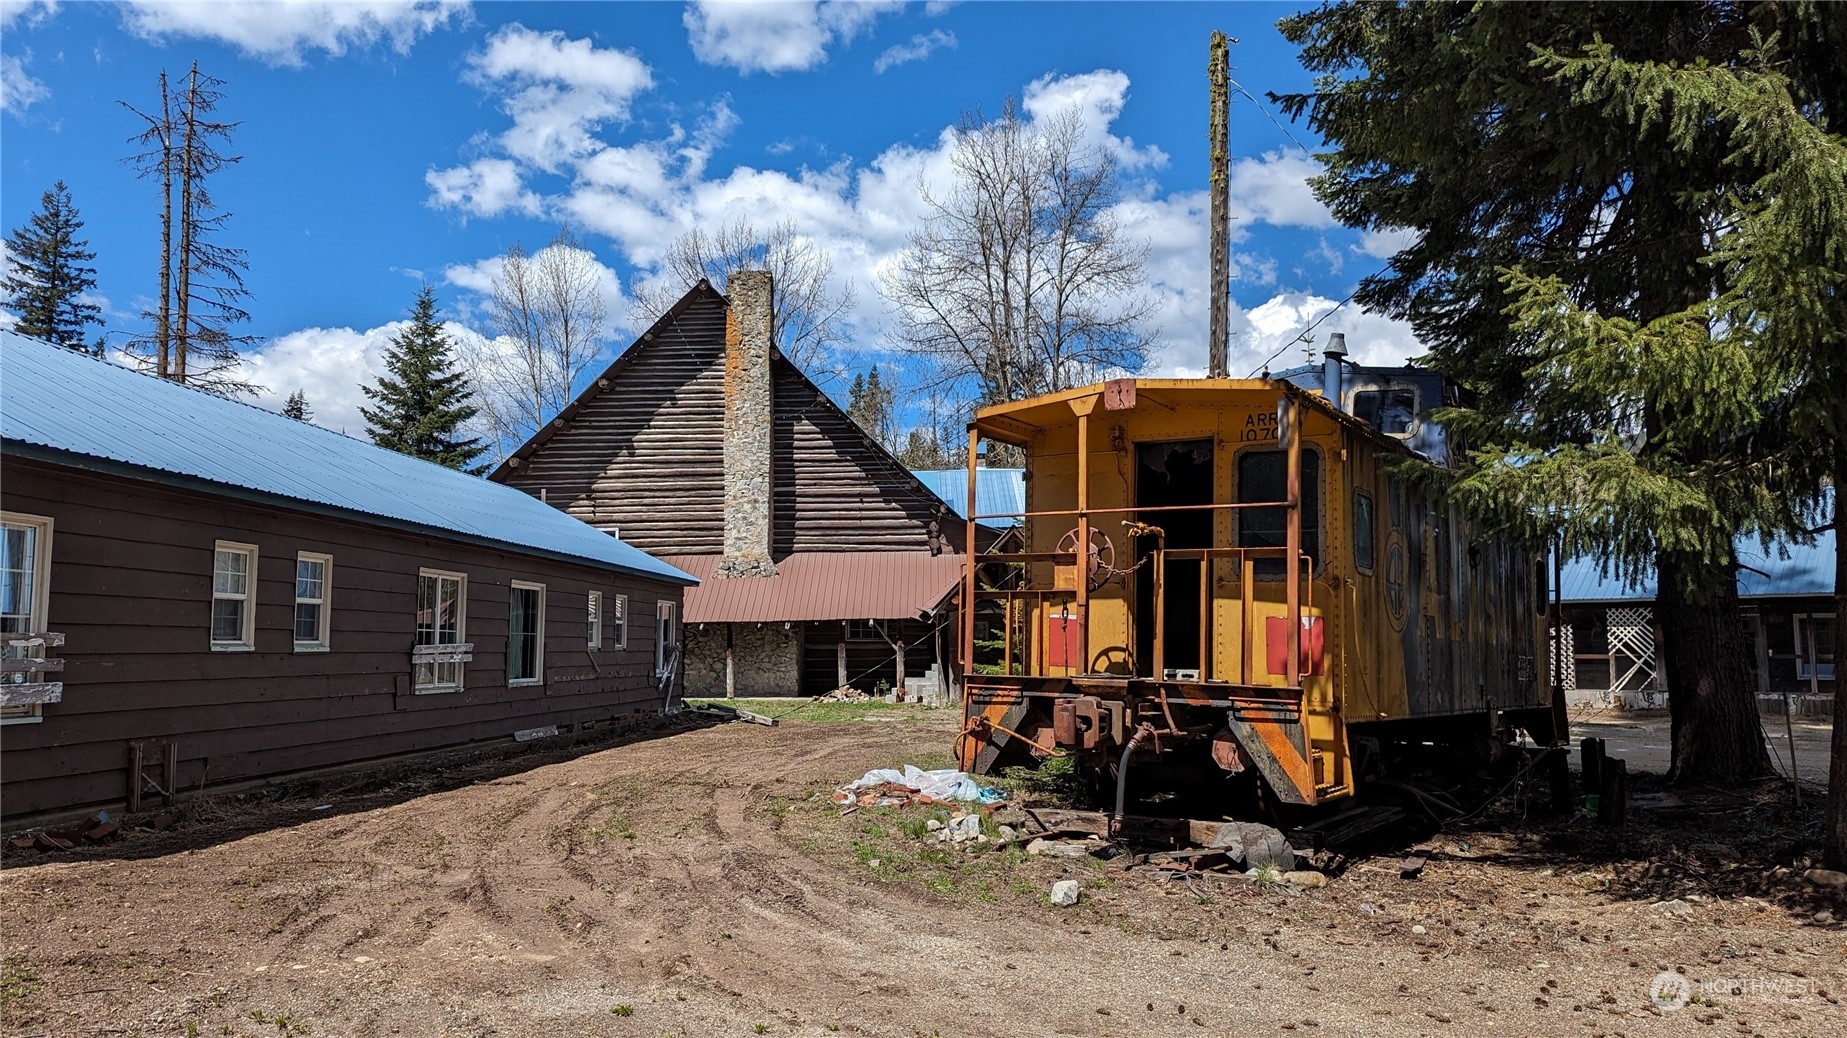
[1271,2,1847,787]
[3,181,103,351]
[281,389,312,422]
[360,286,489,474]
[846,365,896,448]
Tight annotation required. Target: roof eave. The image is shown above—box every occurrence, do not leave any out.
[6,440,699,587]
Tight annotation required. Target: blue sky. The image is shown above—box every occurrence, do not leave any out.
[1,1,1419,447]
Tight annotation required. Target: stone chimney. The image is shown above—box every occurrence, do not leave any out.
[715,270,778,578]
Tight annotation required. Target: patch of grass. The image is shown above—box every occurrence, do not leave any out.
[0,958,42,1014]
[611,1003,634,1016]
[753,1024,770,1034]
[686,698,934,725]
[993,753,1087,806]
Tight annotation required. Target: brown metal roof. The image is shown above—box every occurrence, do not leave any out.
[660,552,965,623]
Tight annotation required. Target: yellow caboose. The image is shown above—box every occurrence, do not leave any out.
[956,360,1556,819]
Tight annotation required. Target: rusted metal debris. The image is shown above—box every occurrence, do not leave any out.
[7,811,124,852]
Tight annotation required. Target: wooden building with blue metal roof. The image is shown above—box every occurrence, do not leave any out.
[0,330,695,821]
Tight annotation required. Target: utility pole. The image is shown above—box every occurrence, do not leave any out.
[1208,31,1234,378]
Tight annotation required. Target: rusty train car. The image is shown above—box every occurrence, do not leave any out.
[955,347,1559,819]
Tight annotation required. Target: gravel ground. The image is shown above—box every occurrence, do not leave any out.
[2,708,1842,1038]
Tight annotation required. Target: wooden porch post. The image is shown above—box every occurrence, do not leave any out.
[725,622,736,699]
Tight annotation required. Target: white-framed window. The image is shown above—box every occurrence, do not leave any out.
[1794,613,1837,683]
[587,590,602,650]
[211,541,259,651]
[1,512,54,724]
[655,600,677,677]
[294,552,332,652]
[609,593,628,650]
[509,581,545,685]
[415,569,467,692]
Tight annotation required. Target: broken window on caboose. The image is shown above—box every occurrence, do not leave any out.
[1353,388,1418,436]
[1237,449,1321,577]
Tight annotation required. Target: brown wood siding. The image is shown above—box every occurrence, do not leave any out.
[0,457,683,819]
[773,365,948,554]
[501,293,730,555]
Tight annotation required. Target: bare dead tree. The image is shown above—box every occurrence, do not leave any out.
[880,100,1157,408]
[628,218,853,373]
[121,63,256,396]
[462,228,610,455]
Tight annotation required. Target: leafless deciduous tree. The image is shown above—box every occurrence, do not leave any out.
[121,63,257,397]
[629,218,853,373]
[462,228,610,456]
[881,100,1157,407]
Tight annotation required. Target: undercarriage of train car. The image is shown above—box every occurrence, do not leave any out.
[955,378,1566,840]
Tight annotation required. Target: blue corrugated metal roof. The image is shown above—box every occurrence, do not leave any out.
[1559,494,1835,602]
[910,468,1026,524]
[0,332,695,585]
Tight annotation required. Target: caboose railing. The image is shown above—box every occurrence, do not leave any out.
[1151,545,1315,686]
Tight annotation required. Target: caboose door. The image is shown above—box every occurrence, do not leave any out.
[1132,439,1215,676]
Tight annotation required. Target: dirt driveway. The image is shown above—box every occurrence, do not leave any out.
[3,707,1843,1038]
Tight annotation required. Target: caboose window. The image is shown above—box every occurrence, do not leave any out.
[1354,490,1375,572]
[1353,388,1418,436]
[1237,450,1321,577]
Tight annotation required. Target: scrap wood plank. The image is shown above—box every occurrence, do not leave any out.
[0,657,63,673]
[0,682,61,707]
[1021,808,1189,842]
[734,708,778,727]
[0,631,64,647]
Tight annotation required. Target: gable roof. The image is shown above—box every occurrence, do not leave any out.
[0,331,695,585]
[488,278,961,553]
[489,279,727,481]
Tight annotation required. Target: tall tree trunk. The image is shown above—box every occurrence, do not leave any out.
[1827,447,1846,869]
[1658,551,1773,786]
[155,72,172,379]
[175,63,199,383]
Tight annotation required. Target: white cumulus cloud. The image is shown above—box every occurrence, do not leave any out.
[1,0,58,28]
[873,28,954,73]
[683,0,902,75]
[466,23,653,170]
[117,0,468,67]
[424,156,542,219]
[0,0,56,115]
[1229,149,1336,230]
[0,52,48,114]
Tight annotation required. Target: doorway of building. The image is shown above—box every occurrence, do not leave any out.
[1133,439,1215,676]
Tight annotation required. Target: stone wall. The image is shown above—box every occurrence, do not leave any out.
[684,622,803,697]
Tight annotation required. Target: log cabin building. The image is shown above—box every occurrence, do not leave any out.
[0,331,694,821]
[492,272,965,698]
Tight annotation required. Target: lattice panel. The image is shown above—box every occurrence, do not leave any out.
[1607,606,1658,691]
[1551,624,1576,692]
